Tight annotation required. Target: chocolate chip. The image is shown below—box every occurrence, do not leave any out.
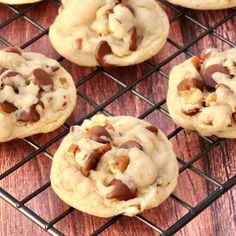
[95,41,112,67]
[120,140,142,150]
[177,78,204,93]
[0,67,7,75]
[81,144,111,177]
[0,101,17,113]
[1,71,21,80]
[3,47,22,56]
[182,108,200,116]
[106,8,114,15]
[32,68,54,90]
[146,125,158,135]
[17,103,41,123]
[106,179,137,201]
[88,126,112,143]
[120,3,135,15]
[202,64,229,90]
[232,112,236,122]
[129,26,137,51]
[47,66,60,73]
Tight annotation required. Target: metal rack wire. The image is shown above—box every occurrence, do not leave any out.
[0,0,235,235]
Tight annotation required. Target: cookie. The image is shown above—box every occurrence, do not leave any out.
[0,47,76,142]
[50,114,178,217]
[167,48,236,138]
[166,0,236,10]
[49,0,169,67]
[0,0,41,4]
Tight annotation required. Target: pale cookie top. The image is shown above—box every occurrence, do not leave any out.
[0,47,76,142]
[0,0,41,4]
[167,48,236,138]
[49,0,169,67]
[50,115,178,217]
[166,0,236,10]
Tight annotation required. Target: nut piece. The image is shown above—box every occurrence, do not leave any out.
[110,155,129,173]
[81,144,111,177]
[104,123,115,131]
[32,68,54,90]
[0,101,17,113]
[129,26,137,51]
[95,41,112,67]
[106,179,137,201]
[191,56,201,71]
[88,125,112,143]
[120,140,142,150]
[17,103,41,123]
[67,144,80,157]
[202,64,229,90]
[3,47,22,55]
[146,125,158,135]
[59,77,68,86]
[205,92,217,107]
[177,78,204,93]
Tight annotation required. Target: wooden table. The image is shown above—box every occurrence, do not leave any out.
[0,1,235,235]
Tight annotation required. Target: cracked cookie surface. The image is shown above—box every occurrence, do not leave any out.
[0,47,76,142]
[167,48,236,138]
[49,0,169,67]
[166,0,236,10]
[50,115,178,217]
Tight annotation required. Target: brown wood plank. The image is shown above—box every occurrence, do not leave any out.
[0,1,236,236]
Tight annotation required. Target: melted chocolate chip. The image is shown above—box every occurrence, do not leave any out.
[81,144,111,177]
[182,108,200,116]
[32,68,54,90]
[177,78,204,93]
[95,41,112,67]
[202,64,229,90]
[17,103,41,123]
[232,112,236,122]
[120,3,135,15]
[120,140,142,150]
[88,126,112,143]
[3,47,22,56]
[146,125,158,135]
[106,179,137,201]
[1,71,21,80]
[0,67,7,75]
[47,66,60,73]
[0,101,17,113]
[129,26,137,51]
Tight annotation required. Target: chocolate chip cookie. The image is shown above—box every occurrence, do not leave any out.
[0,47,76,142]
[167,48,236,138]
[0,0,41,4]
[166,0,236,10]
[50,115,178,217]
[49,0,169,67]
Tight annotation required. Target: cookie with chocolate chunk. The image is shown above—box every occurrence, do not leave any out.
[50,114,178,217]
[167,48,236,138]
[49,0,169,67]
[166,0,236,10]
[0,0,41,4]
[0,47,76,142]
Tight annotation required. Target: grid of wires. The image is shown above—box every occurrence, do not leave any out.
[0,0,235,235]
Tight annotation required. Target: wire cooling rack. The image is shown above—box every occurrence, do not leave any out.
[0,0,235,235]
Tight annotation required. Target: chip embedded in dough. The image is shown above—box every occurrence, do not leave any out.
[50,115,178,217]
[167,48,236,138]
[49,0,169,67]
[0,0,42,4]
[0,47,76,142]
[166,0,236,10]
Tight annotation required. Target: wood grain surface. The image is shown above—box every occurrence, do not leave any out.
[0,1,236,236]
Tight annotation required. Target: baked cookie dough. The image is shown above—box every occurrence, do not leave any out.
[0,47,76,142]
[50,115,178,217]
[167,48,236,138]
[0,0,42,4]
[166,0,236,10]
[49,0,169,67]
